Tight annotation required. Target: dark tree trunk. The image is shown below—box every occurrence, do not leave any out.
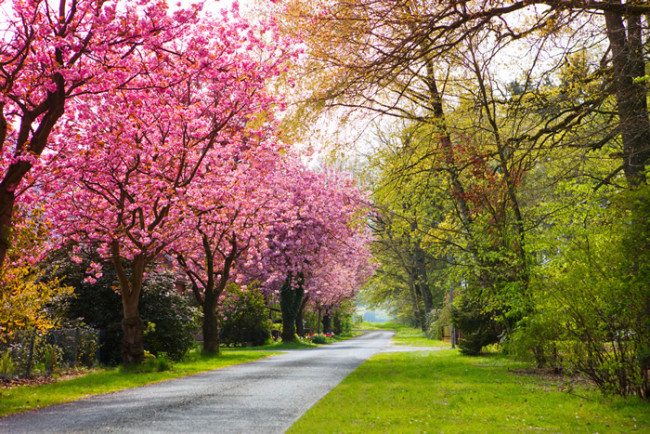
[121,316,144,365]
[296,304,305,336]
[0,188,16,269]
[202,304,219,355]
[414,242,433,315]
[113,247,147,365]
[604,10,650,186]
[322,314,332,334]
[333,311,342,335]
[408,266,424,329]
[280,274,305,342]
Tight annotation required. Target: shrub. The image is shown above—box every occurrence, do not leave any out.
[426,304,452,340]
[218,284,272,347]
[310,334,329,344]
[47,250,198,364]
[451,294,501,355]
[0,351,15,378]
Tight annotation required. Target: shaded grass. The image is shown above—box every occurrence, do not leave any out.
[289,350,650,433]
[0,349,276,417]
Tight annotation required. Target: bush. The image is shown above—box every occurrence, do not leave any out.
[451,294,501,355]
[47,250,198,364]
[310,334,330,344]
[0,328,98,377]
[218,284,272,347]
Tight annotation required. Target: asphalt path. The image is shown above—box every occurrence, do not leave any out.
[0,330,394,433]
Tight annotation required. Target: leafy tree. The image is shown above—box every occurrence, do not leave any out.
[0,208,70,334]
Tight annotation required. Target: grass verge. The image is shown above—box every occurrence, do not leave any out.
[289,350,650,433]
[390,326,449,348]
[0,349,276,417]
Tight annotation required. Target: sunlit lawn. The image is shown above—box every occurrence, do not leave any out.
[289,350,650,433]
[0,349,277,417]
[358,321,450,347]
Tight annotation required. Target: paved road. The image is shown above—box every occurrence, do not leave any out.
[0,330,394,433]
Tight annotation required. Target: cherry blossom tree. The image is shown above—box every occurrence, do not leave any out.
[174,135,285,355]
[253,160,375,342]
[31,5,293,364]
[0,0,206,270]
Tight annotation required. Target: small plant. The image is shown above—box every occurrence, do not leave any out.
[310,334,330,344]
[42,345,59,375]
[0,351,15,378]
[121,352,172,373]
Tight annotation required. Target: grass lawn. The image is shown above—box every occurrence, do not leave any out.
[358,321,450,348]
[289,350,650,433]
[0,349,277,417]
[391,327,450,348]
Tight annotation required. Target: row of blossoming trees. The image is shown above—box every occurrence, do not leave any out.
[0,0,375,364]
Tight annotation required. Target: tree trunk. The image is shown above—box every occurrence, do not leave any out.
[202,304,219,355]
[296,304,305,337]
[414,242,433,315]
[408,266,423,329]
[280,274,305,343]
[604,10,650,186]
[322,313,332,334]
[121,316,144,365]
[0,188,16,269]
[114,248,147,365]
[333,311,342,335]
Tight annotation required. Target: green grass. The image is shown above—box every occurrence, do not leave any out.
[391,326,450,348]
[358,322,450,347]
[0,349,276,417]
[357,321,408,331]
[289,350,650,433]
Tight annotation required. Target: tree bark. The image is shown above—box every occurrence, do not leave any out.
[322,313,332,334]
[280,274,305,342]
[113,245,147,365]
[604,9,650,185]
[121,316,144,365]
[202,298,220,355]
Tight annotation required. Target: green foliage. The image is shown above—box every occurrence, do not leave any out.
[426,304,451,340]
[310,334,330,344]
[47,250,198,364]
[0,328,98,378]
[521,183,650,398]
[452,293,502,355]
[218,284,272,347]
[121,351,172,373]
[139,274,198,361]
